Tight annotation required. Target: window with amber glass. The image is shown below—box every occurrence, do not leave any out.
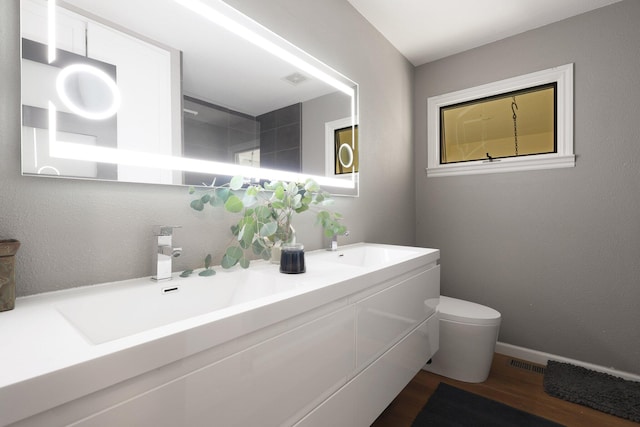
[440,83,556,164]
[427,64,574,177]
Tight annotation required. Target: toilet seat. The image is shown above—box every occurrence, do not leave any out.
[437,296,501,326]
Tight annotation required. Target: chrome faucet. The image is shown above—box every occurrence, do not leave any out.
[152,226,182,281]
[327,231,349,251]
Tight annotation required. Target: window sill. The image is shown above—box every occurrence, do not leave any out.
[426,154,575,177]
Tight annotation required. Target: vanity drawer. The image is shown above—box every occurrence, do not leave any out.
[355,266,440,370]
[296,314,439,427]
[67,306,355,427]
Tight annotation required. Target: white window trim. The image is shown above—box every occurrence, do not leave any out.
[426,63,574,177]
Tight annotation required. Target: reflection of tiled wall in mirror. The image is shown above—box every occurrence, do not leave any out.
[258,103,302,173]
[182,96,260,186]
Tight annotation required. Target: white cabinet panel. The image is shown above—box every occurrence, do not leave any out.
[296,315,438,427]
[356,266,440,370]
[75,307,355,427]
[21,0,87,54]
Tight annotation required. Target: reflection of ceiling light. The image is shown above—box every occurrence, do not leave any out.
[56,64,121,120]
[47,102,354,188]
[284,72,308,85]
[174,0,354,97]
[183,108,199,116]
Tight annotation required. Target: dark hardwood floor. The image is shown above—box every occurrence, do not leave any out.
[371,353,637,427]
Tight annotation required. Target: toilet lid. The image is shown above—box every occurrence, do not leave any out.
[437,296,501,326]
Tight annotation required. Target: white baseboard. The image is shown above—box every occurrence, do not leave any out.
[495,341,640,382]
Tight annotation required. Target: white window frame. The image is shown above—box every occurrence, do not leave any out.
[426,64,574,177]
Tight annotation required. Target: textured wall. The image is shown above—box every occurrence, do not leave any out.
[0,0,415,296]
[414,0,640,374]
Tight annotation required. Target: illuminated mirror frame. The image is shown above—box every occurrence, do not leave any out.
[427,64,574,177]
[43,0,359,192]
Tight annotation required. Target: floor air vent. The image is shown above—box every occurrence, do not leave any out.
[509,358,546,375]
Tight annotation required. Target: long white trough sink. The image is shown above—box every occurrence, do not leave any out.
[56,243,427,345]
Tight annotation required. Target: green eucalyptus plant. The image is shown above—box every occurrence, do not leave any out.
[189,176,347,270]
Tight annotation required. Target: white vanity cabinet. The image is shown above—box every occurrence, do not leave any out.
[65,306,357,427]
[296,266,440,426]
[3,244,439,427]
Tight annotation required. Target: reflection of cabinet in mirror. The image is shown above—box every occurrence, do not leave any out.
[21,0,182,184]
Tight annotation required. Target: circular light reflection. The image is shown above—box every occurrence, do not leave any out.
[338,143,354,168]
[56,64,121,120]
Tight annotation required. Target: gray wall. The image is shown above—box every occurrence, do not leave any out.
[0,0,415,296]
[414,0,640,374]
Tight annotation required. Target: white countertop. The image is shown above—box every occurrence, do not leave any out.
[0,243,439,425]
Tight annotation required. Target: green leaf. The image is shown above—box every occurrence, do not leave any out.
[286,181,298,195]
[246,186,259,197]
[225,246,243,261]
[221,254,238,269]
[255,206,272,220]
[200,194,211,204]
[239,257,250,269]
[316,211,330,224]
[204,254,212,269]
[301,193,312,206]
[295,205,309,214]
[190,199,205,211]
[242,194,257,207]
[215,187,231,202]
[263,181,276,191]
[251,241,271,260]
[252,239,267,256]
[304,178,320,193]
[292,193,302,209]
[259,220,278,237]
[225,195,244,213]
[180,269,193,277]
[229,176,244,190]
[188,186,196,194]
[210,195,224,207]
[241,220,256,247]
[274,185,285,200]
[199,269,216,277]
[237,224,245,242]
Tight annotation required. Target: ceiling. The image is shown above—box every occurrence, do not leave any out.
[346,0,624,66]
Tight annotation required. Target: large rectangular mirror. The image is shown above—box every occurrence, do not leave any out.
[20,0,359,195]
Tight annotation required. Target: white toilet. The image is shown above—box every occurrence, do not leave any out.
[424,296,501,383]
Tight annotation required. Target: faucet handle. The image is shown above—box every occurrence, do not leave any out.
[153,225,181,236]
